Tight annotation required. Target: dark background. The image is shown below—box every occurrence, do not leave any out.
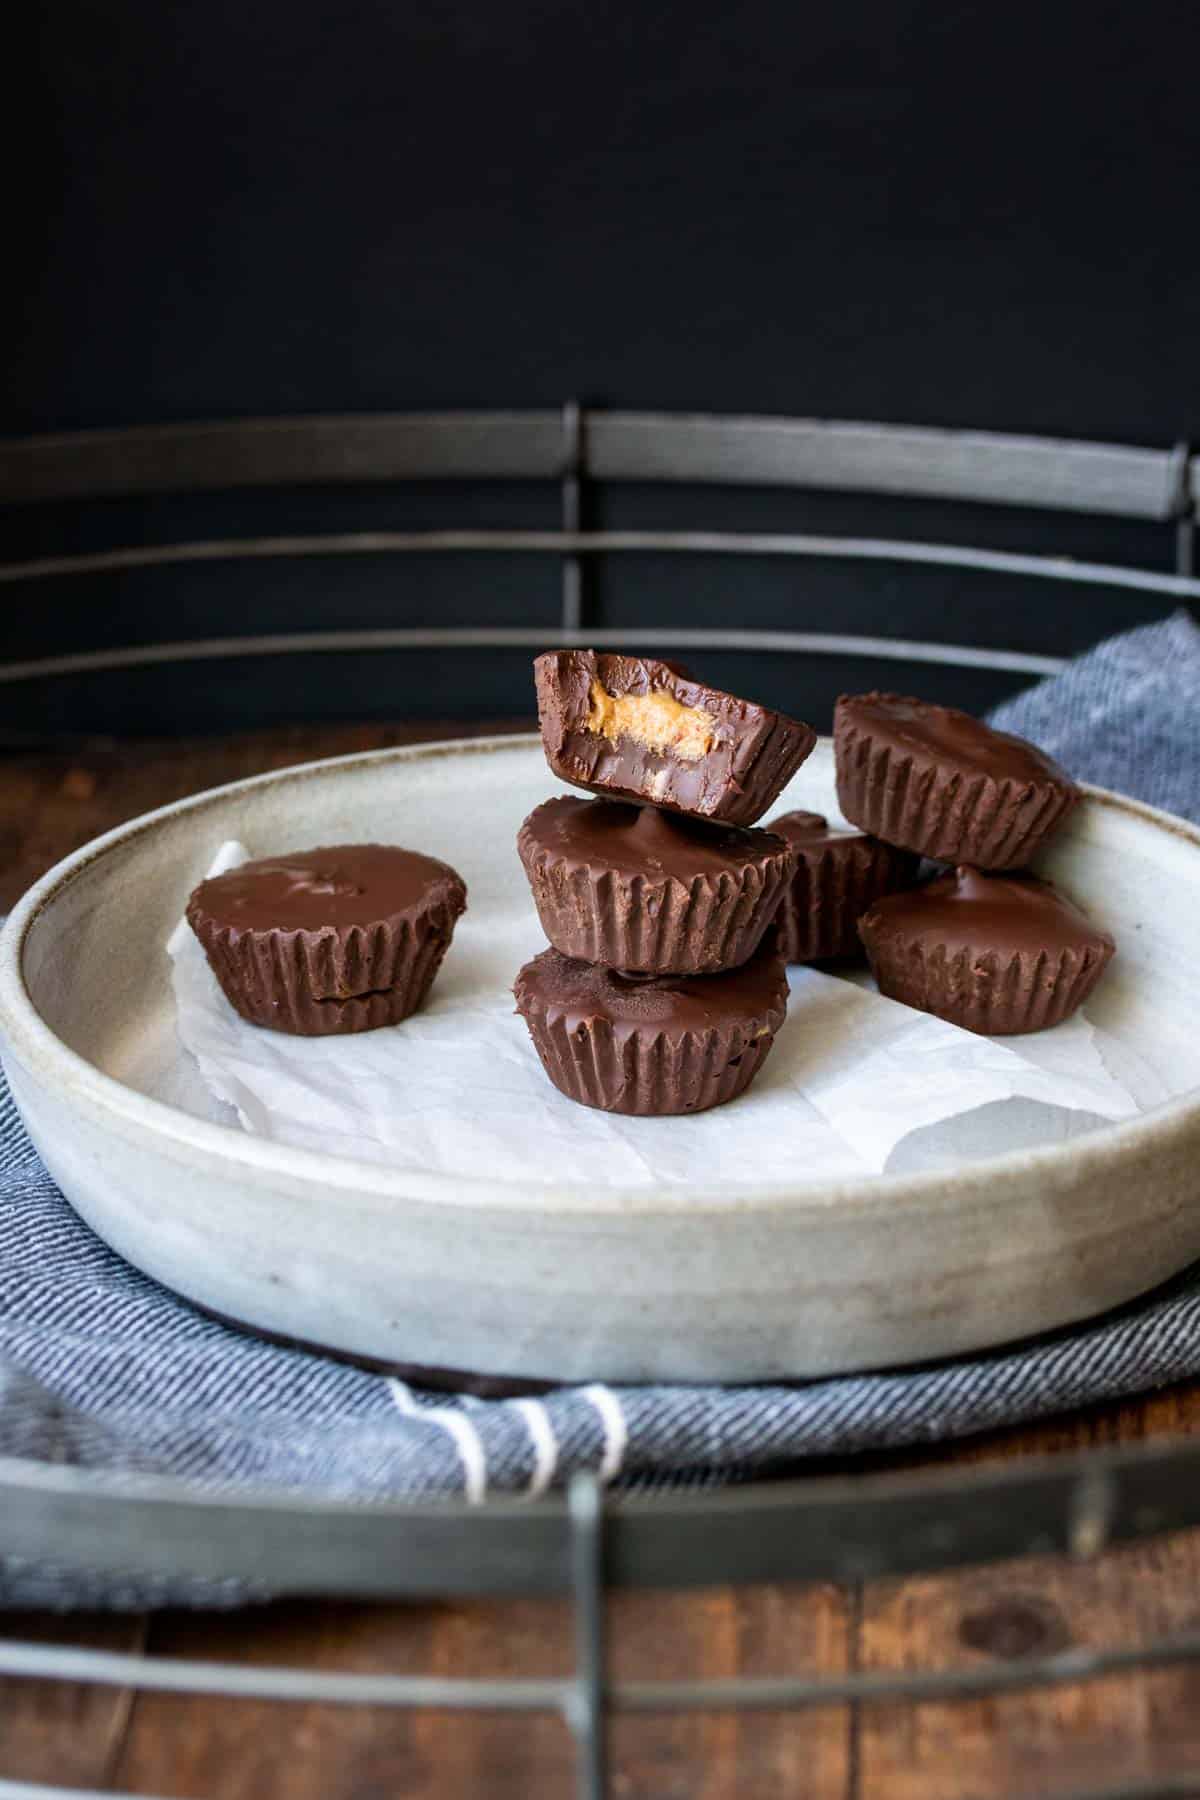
[5,0,1199,735]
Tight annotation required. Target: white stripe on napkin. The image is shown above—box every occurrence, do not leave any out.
[511,1397,559,1498]
[386,1378,488,1503]
[582,1383,628,1484]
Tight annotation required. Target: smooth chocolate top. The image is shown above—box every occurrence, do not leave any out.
[188,844,466,933]
[836,692,1074,789]
[520,796,791,879]
[768,809,870,849]
[860,866,1115,960]
[514,939,788,1041]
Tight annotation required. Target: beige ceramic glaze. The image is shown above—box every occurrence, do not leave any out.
[1,736,1199,1383]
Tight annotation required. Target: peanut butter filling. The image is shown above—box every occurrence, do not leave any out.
[585,681,718,761]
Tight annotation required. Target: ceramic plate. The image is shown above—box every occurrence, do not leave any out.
[2,735,1200,1383]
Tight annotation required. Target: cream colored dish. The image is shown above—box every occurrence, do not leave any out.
[1,736,1198,1383]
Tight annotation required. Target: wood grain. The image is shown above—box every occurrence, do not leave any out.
[0,717,533,912]
[607,1584,851,1800]
[0,1610,146,1789]
[857,1536,1200,1799]
[108,1587,851,1800]
[110,1599,574,1800]
[4,719,1200,1800]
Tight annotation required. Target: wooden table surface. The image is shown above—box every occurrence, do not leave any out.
[4,719,1200,1800]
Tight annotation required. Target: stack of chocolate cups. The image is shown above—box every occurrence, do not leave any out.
[834,692,1114,1035]
[513,651,818,1115]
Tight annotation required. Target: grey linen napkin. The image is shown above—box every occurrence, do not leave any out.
[1,610,1198,1608]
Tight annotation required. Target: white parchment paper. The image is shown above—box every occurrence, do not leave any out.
[169,842,1142,1187]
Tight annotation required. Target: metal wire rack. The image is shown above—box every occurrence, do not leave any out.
[2,407,1200,1800]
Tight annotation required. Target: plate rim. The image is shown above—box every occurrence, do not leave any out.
[2,730,1198,1218]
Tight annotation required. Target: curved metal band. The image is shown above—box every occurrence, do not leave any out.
[0,411,1185,518]
[0,1430,1195,1597]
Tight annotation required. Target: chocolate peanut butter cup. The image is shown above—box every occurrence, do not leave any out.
[535,649,816,826]
[834,692,1078,869]
[187,844,467,1036]
[768,810,920,963]
[858,865,1115,1036]
[513,936,789,1115]
[517,796,795,974]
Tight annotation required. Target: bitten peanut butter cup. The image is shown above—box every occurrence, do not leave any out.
[834,692,1078,869]
[534,649,816,826]
[513,936,789,1115]
[517,796,795,974]
[858,865,1115,1036]
[186,844,467,1036]
[768,810,920,963]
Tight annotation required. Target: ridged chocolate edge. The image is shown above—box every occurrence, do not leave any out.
[778,838,920,964]
[542,720,816,826]
[516,821,795,973]
[519,1010,783,1114]
[860,934,1115,1036]
[188,898,465,1036]
[514,955,790,1115]
[723,710,819,827]
[834,716,1077,869]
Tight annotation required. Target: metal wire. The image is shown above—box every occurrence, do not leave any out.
[0,1784,166,1800]
[6,1614,1200,1714]
[3,1768,1200,1800]
[0,1637,566,1707]
[1055,1781,1200,1800]
[0,623,1066,685]
[3,525,1200,592]
[1172,441,1196,578]
[567,1473,608,1800]
[560,401,585,633]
